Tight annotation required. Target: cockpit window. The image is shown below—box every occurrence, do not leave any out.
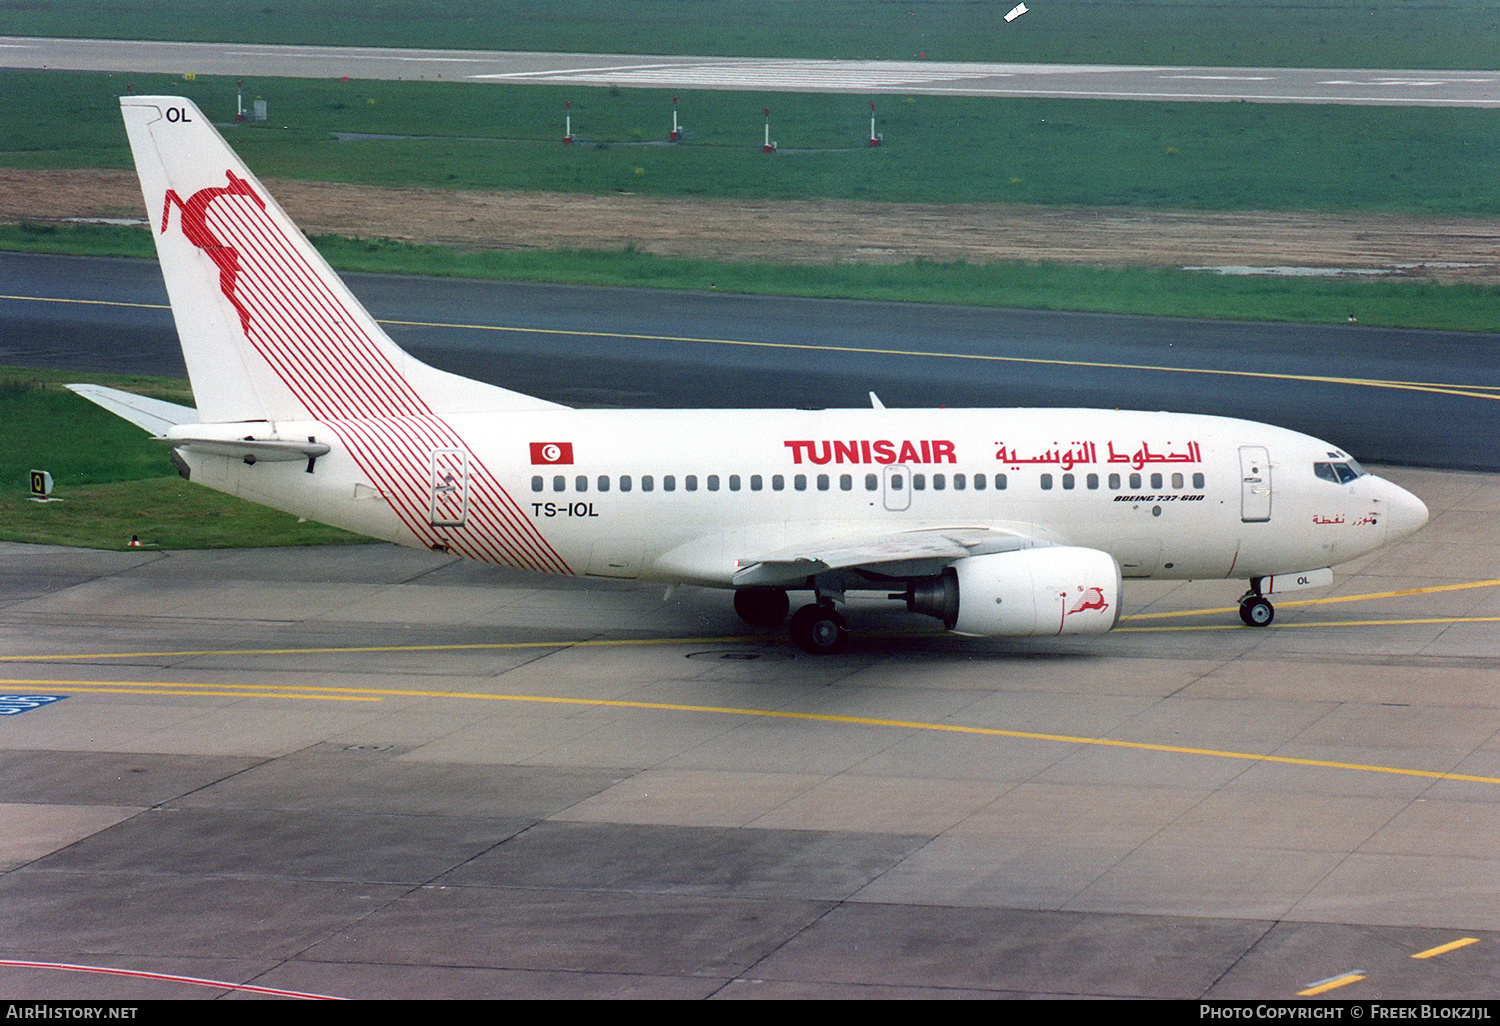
[1314,461,1365,484]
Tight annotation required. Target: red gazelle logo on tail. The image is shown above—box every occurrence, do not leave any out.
[160,171,264,332]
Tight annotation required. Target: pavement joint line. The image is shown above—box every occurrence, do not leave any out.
[9,676,1500,786]
[1298,971,1367,996]
[1412,937,1481,959]
[6,294,1500,401]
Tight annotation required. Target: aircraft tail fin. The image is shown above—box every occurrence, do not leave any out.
[119,96,562,424]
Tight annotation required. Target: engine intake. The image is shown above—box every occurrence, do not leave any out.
[905,547,1123,637]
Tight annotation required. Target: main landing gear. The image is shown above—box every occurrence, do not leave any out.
[1238,579,1274,627]
[732,588,849,654]
[788,602,849,655]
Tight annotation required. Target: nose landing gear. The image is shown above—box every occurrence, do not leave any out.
[1238,579,1274,626]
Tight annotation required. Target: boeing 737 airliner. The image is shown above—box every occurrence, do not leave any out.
[71,97,1430,653]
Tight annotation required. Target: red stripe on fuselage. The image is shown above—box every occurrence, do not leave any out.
[178,179,571,574]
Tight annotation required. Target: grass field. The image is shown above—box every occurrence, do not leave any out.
[2,1,1498,70]
[6,71,1500,216]
[0,368,366,550]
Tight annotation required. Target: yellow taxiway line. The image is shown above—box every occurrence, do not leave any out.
[381,316,1500,403]
[0,635,761,663]
[7,676,1500,786]
[1298,972,1366,996]
[1121,578,1500,620]
[1411,938,1481,960]
[4,577,1494,664]
[6,293,1500,402]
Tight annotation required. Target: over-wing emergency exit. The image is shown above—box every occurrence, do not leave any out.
[71,97,1430,653]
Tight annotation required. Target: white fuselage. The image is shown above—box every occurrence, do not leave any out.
[177,406,1427,589]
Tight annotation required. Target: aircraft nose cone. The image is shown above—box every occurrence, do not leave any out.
[1382,481,1429,542]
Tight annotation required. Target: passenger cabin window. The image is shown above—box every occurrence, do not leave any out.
[773,475,785,491]
[913,473,926,490]
[597,476,610,492]
[1150,473,1163,490]
[1087,473,1099,490]
[996,473,1007,490]
[706,475,719,491]
[817,474,830,491]
[1040,474,1053,490]
[933,474,946,491]
[1192,473,1205,489]
[1062,473,1075,490]
[642,475,655,492]
[619,475,632,492]
[794,474,807,491]
[865,474,878,491]
[1171,473,1183,489]
[1129,473,1141,489]
[974,474,986,491]
[664,475,677,492]
[751,475,763,491]
[686,475,698,492]
[532,475,543,492]
[1108,473,1120,489]
[840,474,853,491]
[729,475,741,491]
[954,473,966,491]
[553,475,566,492]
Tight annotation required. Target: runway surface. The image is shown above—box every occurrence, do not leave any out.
[4,251,1500,470]
[2,463,1499,998]
[3,36,1499,107]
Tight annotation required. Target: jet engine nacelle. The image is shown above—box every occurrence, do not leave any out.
[906,546,1123,637]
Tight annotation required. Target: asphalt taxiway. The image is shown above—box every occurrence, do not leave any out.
[5,251,1500,471]
[1,464,1500,998]
[3,37,1498,107]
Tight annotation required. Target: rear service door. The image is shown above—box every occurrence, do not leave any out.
[429,447,470,527]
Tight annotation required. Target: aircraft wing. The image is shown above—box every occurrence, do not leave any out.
[67,383,197,434]
[732,527,1030,587]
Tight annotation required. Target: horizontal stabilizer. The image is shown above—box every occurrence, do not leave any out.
[66,383,197,435]
[156,435,330,463]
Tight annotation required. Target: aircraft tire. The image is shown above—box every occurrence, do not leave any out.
[734,587,791,628]
[1239,597,1274,627]
[789,604,849,655]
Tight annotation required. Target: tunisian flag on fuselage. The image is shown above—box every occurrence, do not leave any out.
[530,442,574,465]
